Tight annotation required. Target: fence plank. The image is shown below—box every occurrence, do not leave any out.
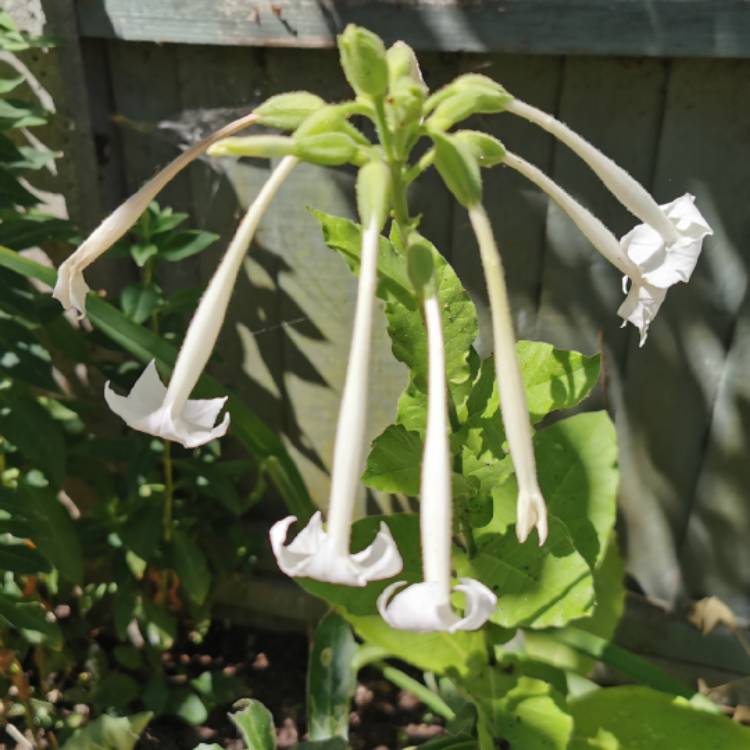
[75,0,750,59]
[618,58,750,607]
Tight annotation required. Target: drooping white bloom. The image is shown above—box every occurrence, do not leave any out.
[617,193,713,345]
[105,156,298,448]
[468,204,548,545]
[270,215,403,586]
[378,292,497,631]
[504,154,712,345]
[53,112,258,317]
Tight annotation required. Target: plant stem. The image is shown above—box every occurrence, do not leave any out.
[372,97,410,228]
[374,661,456,721]
[162,441,174,542]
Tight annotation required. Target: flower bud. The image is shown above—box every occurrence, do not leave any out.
[407,237,436,297]
[294,132,359,166]
[427,74,512,131]
[294,104,369,146]
[338,24,389,99]
[356,159,391,229]
[387,41,426,93]
[207,135,295,158]
[454,130,506,167]
[431,131,482,208]
[254,91,325,131]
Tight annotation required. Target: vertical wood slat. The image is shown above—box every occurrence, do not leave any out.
[619,58,750,607]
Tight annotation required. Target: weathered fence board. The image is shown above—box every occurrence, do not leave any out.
[19,0,750,617]
[75,0,750,59]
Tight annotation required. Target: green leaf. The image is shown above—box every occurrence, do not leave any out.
[311,210,477,400]
[462,667,573,750]
[457,517,594,629]
[362,423,422,494]
[120,282,162,324]
[12,482,83,583]
[0,318,56,390]
[0,592,62,648]
[129,242,159,267]
[93,672,141,711]
[0,99,47,129]
[0,213,74,250]
[169,688,209,725]
[349,614,487,678]
[172,530,211,606]
[0,167,38,208]
[569,686,750,749]
[60,712,152,750]
[0,389,66,486]
[120,497,164,562]
[160,230,219,262]
[307,613,357,741]
[230,699,277,750]
[0,75,25,94]
[0,541,51,574]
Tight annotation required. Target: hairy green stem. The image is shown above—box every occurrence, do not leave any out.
[375,661,456,721]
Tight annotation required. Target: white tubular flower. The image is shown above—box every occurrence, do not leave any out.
[504,154,712,345]
[270,208,402,586]
[104,156,298,448]
[378,292,497,631]
[468,204,548,545]
[53,112,258,317]
[618,193,713,345]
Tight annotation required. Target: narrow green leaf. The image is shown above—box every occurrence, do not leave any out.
[172,530,211,606]
[0,592,62,648]
[120,282,162,324]
[0,541,51,574]
[160,230,219,262]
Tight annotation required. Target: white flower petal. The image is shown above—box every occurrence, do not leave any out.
[270,513,403,587]
[52,260,90,319]
[516,486,548,545]
[617,281,667,347]
[104,360,230,448]
[377,579,497,632]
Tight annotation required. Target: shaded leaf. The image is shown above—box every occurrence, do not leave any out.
[61,712,152,750]
[0,593,62,648]
[172,530,211,606]
[362,424,422,495]
[160,230,219,262]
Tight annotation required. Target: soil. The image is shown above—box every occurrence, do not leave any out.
[136,621,441,750]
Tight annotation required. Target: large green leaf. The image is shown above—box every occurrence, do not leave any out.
[0,245,314,522]
[457,516,594,629]
[307,613,357,741]
[463,666,573,750]
[478,412,618,568]
[570,686,750,749]
[311,209,477,394]
[362,423,422,494]
[349,613,487,677]
[61,712,152,750]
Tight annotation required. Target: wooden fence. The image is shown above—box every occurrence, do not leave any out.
[23,1,750,619]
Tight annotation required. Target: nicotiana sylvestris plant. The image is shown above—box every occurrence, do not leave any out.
[50,23,732,750]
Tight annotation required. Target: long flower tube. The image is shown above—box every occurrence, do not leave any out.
[271,162,402,586]
[104,155,298,448]
[53,112,258,317]
[504,151,712,344]
[378,290,497,632]
[506,98,679,243]
[469,204,548,544]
